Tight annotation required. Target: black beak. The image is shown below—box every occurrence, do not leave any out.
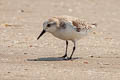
[37,30,46,40]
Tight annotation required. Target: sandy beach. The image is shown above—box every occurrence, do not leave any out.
[0,0,120,80]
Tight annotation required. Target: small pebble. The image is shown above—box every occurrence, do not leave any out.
[93,32,96,34]
[24,53,28,55]
[84,61,88,64]
[97,56,101,58]
[8,72,11,73]
[29,45,32,47]
[24,69,28,70]
[8,46,11,47]
[20,9,24,12]
[90,55,94,58]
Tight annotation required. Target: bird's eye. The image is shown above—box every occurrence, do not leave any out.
[47,24,51,27]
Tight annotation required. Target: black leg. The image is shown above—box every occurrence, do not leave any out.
[67,41,76,60]
[62,40,68,58]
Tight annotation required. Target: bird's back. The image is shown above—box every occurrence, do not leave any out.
[52,15,97,31]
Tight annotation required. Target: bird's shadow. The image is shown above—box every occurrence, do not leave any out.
[27,57,81,61]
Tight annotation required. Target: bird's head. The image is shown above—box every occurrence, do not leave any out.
[37,17,60,40]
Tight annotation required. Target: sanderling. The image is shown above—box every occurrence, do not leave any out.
[37,15,97,60]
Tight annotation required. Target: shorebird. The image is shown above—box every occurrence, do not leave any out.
[37,16,97,60]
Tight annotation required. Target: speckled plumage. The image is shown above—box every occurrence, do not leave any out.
[48,15,97,32]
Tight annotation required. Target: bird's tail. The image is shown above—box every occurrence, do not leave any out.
[91,23,97,28]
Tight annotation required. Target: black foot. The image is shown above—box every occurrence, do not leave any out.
[62,55,67,58]
[59,55,67,58]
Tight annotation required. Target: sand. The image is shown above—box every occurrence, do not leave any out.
[0,0,120,80]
